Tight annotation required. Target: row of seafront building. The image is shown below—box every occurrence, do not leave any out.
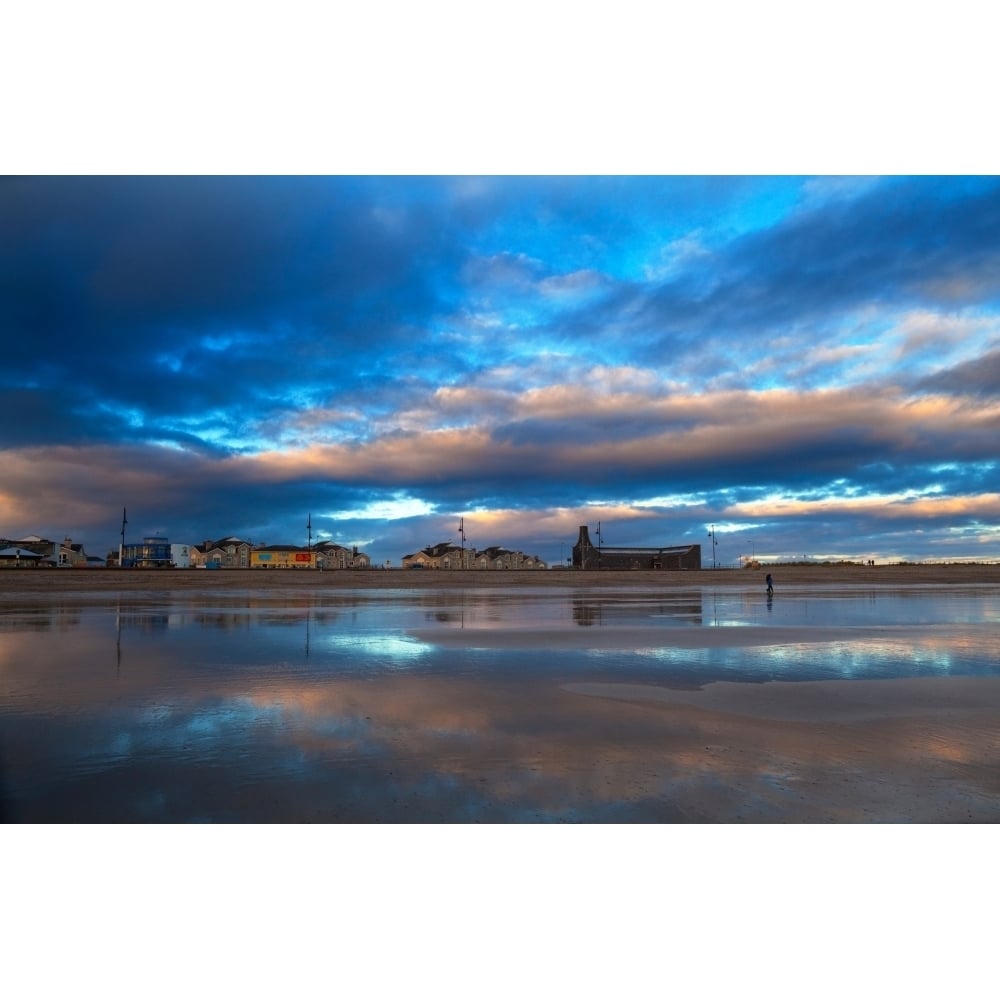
[116,535,547,570]
[1,533,543,571]
[0,535,104,568]
[112,536,374,570]
[400,541,546,570]
[0,534,370,570]
[3,526,702,572]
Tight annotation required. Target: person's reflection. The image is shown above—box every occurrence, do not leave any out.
[767,591,773,613]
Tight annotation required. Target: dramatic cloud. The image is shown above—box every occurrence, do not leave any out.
[2,176,999,563]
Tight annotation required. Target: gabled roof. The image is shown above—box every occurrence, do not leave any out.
[598,544,699,555]
[477,546,513,559]
[192,537,250,553]
[425,542,462,558]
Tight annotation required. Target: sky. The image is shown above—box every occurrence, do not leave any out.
[3,174,999,565]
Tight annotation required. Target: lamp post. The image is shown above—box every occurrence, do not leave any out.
[595,521,603,570]
[707,524,718,569]
[458,517,466,568]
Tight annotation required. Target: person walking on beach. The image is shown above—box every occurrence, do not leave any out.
[766,573,773,596]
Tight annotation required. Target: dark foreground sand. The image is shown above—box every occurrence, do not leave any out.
[555,676,1000,821]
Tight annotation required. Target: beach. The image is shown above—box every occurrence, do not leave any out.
[2,563,999,822]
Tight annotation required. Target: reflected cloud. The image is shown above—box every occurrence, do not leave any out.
[318,633,433,662]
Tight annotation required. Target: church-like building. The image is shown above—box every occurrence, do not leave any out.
[571,525,701,570]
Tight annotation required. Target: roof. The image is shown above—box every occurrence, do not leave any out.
[425,542,462,557]
[595,544,699,555]
[477,546,514,559]
[0,546,43,559]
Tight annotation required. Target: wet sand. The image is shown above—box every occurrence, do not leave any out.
[3,563,999,822]
[558,676,1000,821]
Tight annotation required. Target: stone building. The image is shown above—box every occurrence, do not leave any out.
[474,546,546,570]
[401,542,471,569]
[571,525,701,570]
[312,541,371,569]
[402,542,546,570]
[191,537,252,569]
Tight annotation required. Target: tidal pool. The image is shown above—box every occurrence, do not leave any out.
[2,584,999,822]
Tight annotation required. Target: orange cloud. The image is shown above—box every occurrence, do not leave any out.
[727,491,1000,521]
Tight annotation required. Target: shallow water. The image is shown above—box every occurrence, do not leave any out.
[2,585,999,822]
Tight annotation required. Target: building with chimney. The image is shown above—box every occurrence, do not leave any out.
[571,525,700,570]
[401,542,546,570]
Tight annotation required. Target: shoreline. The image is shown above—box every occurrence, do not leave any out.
[1,562,999,594]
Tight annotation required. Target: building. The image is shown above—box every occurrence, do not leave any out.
[475,546,546,570]
[312,541,371,569]
[0,535,93,567]
[171,543,191,569]
[0,546,45,568]
[401,542,472,570]
[191,537,253,569]
[249,545,318,569]
[402,542,547,570]
[121,535,173,568]
[571,525,701,570]
[57,537,91,567]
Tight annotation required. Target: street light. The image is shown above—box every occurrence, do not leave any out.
[707,525,718,569]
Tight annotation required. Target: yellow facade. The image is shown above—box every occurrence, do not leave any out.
[249,548,318,569]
